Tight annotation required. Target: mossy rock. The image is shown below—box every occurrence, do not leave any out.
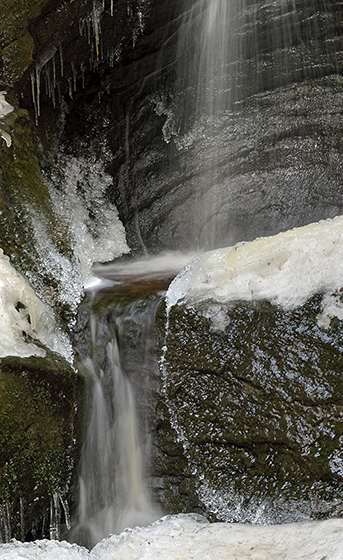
[0,0,93,91]
[0,106,74,327]
[0,352,82,541]
[0,32,35,89]
[163,294,343,523]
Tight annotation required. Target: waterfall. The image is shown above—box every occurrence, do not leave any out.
[74,296,161,547]
[171,0,340,250]
[2,0,343,555]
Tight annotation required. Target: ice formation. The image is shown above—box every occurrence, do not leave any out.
[167,215,343,315]
[0,91,14,147]
[0,248,72,360]
[0,91,14,118]
[48,155,130,287]
[2,514,343,559]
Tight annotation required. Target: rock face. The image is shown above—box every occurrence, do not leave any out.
[0,354,82,541]
[1,0,343,542]
[3,1,343,254]
[162,295,343,523]
[17,0,342,254]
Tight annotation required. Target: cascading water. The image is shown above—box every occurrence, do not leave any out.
[72,252,197,545]
[73,293,163,547]
[2,0,343,557]
[167,0,341,250]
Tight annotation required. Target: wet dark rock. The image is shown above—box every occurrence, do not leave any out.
[1,0,343,536]
[0,353,82,541]
[163,294,343,522]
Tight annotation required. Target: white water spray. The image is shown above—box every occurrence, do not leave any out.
[75,309,159,547]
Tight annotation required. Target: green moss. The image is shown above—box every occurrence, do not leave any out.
[1,109,52,212]
[0,353,82,538]
[0,32,34,89]
[164,294,343,520]
[0,107,74,328]
[0,0,44,48]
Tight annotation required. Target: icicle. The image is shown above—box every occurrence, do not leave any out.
[138,9,144,33]
[35,65,41,119]
[52,53,56,89]
[44,65,50,97]
[30,71,38,125]
[19,498,24,541]
[71,62,77,91]
[51,64,56,108]
[68,77,73,99]
[0,502,11,542]
[59,492,71,531]
[49,491,61,540]
[87,18,91,44]
[59,43,64,77]
[92,2,101,62]
[80,62,86,88]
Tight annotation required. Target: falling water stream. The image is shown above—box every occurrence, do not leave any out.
[74,290,165,547]
[1,0,343,557]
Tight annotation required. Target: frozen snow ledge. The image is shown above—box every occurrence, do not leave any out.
[2,514,343,559]
[0,248,72,360]
[167,215,343,312]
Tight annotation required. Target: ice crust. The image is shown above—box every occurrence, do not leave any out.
[166,215,343,314]
[0,248,71,359]
[2,514,343,559]
[48,155,130,286]
[0,91,14,147]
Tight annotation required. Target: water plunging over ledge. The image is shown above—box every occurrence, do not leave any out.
[72,282,170,547]
[4,225,343,557]
[1,0,343,555]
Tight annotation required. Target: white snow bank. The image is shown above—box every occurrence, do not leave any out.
[0,248,72,360]
[167,215,343,311]
[2,514,343,559]
[0,539,89,560]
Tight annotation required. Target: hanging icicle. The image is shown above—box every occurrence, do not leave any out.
[49,491,61,540]
[31,47,57,123]
[59,43,64,77]
[80,62,86,88]
[35,65,41,120]
[30,71,38,125]
[71,62,77,91]
[0,502,11,542]
[52,52,56,89]
[92,2,102,62]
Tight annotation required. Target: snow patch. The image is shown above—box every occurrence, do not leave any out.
[167,215,343,313]
[0,248,72,360]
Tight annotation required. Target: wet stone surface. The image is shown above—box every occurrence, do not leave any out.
[0,353,82,541]
[163,294,343,523]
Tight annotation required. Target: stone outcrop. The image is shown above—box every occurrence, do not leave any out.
[1,0,343,541]
[0,353,82,541]
[162,294,343,523]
